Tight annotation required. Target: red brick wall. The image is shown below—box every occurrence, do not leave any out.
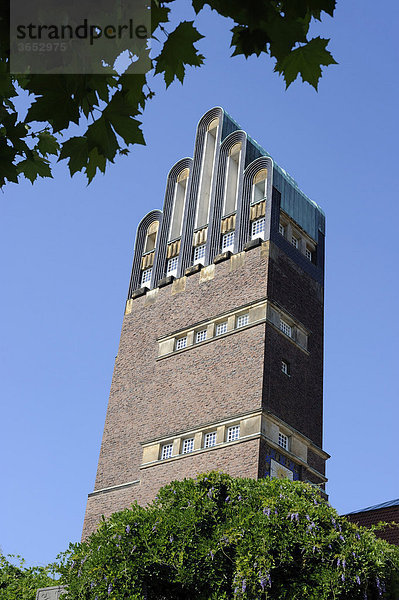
[93,246,269,495]
[83,439,260,539]
[346,506,399,546]
[83,242,325,537]
[264,243,324,447]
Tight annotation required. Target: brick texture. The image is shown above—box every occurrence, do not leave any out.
[346,506,399,546]
[82,241,325,537]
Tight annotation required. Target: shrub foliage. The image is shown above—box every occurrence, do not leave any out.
[59,472,399,599]
[0,553,57,600]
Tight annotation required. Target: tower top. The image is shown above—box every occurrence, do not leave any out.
[129,107,325,295]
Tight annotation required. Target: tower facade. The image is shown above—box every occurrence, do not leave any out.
[83,108,328,538]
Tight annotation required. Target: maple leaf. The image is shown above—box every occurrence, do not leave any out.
[274,37,337,90]
[154,21,205,87]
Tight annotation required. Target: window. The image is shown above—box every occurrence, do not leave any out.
[175,336,187,350]
[144,221,159,253]
[195,329,207,343]
[204,431,217,448]
[291,236,298,249]
[166,257,179,277]
[280,319,292,338]
[278,432,289,450]
[169,169,189,241]
[223,143,241,215]
[252,169,267,203]
[305,247,312,261]
[236,314,249,328]
[141,268,152,287]
[281,360,290,375]
[221,231,235,252]
[215,321,228,336]
[227,425,240,442]
[279,223,285,237]
[196,119,218,228]
[182,438,194,454]
[161,443,173,460]
[193,244,206,265]
[251,217,265,240]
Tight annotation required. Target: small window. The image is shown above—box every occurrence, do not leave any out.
[280,319,292,338]
[182,438,194,454]
[166,257,179,277]
[279,223,285,237]
[236,314,249,328]
[291,236,299,249]
[278,432,289,450]
[221,231,235,252]
[193,244,206,265]
[161,443,173,460]
[175,336,187,351]
[215,322,228,336]
[204,431,217,448]
[195,329,207,343]
[141,268,152,287]
[305,248,312,261]
[251,217,265,240]
[227,425,240,442]
[281,360,290,375]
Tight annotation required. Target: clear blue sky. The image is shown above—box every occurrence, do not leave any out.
[1,0,398,568]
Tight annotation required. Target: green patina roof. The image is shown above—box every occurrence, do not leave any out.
[222,109,325,240]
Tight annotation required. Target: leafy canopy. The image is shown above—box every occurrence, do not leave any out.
[0,553,57,600]
[0,0,337,187]
[58,472,399,600]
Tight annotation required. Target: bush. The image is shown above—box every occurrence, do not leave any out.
[59,472,399,599]
[0,553,57,600]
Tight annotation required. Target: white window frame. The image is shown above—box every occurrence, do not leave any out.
[166,256,179,277]
[204,431,217,448]
[195,329,207,343]
[221,231,235,253]
[161,443,173,460]
[141,268,152,287]
[227,425,240,442]
[279,223,285,237]
[291,236,299,249]
[281,360,289,375]
[182,438,194,454]
[305,247,312,261]
[175,336,187,351]
[236,314,249,328]
[193,244,206,265]
[215,321,228,336]
[278,432,289,450]
[280,319,292,338]
[251,217,265,240]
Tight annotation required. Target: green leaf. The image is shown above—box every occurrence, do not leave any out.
[17,154,52,183]
[103,91,145,146]
[86,116,119,161]
[154,21,205,87]
[85,147,107,184]
[0,158,19,184]
[0,74,17,99]
[274,37,337,89]
[109,115,145,146]
[25,77,80,132]
[37,132,60,157]
[59,136,89,176]
[151,0,171,34]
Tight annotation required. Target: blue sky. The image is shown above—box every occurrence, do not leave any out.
[1,0,398,568]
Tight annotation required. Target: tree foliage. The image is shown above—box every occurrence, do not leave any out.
[0,0,337,187]
[0,553,57,600]
[58,472,399,600]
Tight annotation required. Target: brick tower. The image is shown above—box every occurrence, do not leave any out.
[82,107,329,538]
